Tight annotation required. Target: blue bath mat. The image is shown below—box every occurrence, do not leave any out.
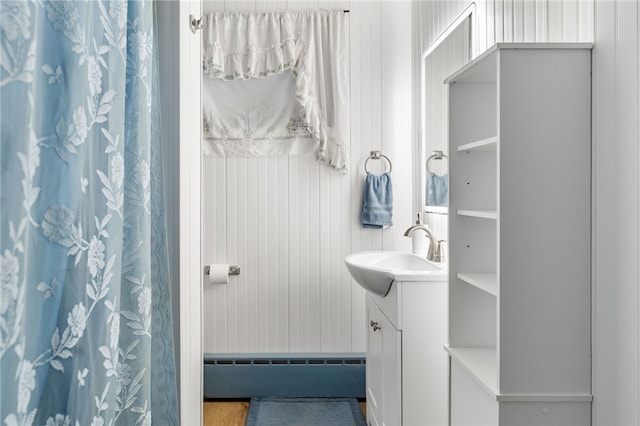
[245,397,366,426]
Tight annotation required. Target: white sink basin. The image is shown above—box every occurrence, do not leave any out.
[344,251,446,296]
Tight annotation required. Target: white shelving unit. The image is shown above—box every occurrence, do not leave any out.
[446,43,592,425]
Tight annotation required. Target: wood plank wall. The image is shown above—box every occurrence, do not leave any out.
[201,1,414,354]
[414,0,593,54]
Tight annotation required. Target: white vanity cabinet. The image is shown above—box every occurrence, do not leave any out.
[366,297,400,426]
[446,44,592,425]
[365,278,448,426]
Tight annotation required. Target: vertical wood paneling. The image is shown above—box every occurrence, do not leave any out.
[306,153,321,351]
[416,0,597,315]
[200,1,413,355]
[562,0,580,41]
[380,1,393,252]
[535,0,548,42]
[486,0,496,50]
[476,0,487,56]
[370,1,383,185]
[225,158,238,351]
[349,0,367,352]
[548,0,564,40]
[389,2,413,252]
[256,157,269,349]
[246,157,258,349]
[513,0,524,42]
[503,0,514,41]
[563,0,579,41]
[286,155,302,350]
[256,0,286,10]
[579,0,594,41]
[495,0,505,42]
[203,157,229,353]
[276,155,290,350]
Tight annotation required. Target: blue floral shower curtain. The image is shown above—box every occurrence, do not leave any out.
[0,1,178,425]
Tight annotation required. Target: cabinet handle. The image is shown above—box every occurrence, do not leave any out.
[370,320,381,331]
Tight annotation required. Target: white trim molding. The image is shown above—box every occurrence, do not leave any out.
[179,1,203,425]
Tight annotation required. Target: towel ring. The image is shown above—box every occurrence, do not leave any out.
[364,151,392,173]
[426,150,448,175]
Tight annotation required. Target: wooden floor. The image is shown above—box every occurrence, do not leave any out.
[203,401,250,426]
[203,400,366,425]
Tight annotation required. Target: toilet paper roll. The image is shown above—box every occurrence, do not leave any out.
[208,264,229,285]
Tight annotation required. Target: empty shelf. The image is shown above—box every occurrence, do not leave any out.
[445,346,498,398]
[457,273,498,296]
[424,206,448,215]
[457,209,497,219]
[457,137,497,152]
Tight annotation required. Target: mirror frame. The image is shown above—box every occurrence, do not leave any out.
[418,4,476,214]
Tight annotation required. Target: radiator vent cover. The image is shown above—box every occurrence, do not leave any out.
[204,353,366,399]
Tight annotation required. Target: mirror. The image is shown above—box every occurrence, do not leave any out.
[421,10,473,215]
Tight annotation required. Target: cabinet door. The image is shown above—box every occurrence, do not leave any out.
[366,296,401,426]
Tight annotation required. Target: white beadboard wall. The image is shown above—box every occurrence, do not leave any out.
[415,0,594,56]
[201,1,413,354]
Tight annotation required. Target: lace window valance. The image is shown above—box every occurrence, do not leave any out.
[201,10,350,172]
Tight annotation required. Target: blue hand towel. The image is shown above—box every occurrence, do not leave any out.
[426,172,448,207]
[361,172,393,229]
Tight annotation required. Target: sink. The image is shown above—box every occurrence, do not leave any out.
[344,251,446,296]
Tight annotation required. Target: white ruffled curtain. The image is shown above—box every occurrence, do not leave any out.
[202,10,350,172]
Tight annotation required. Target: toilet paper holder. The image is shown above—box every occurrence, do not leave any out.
[204,265,240,276]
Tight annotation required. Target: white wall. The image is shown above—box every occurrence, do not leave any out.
[201,1,414,354]
[417,0,640,424]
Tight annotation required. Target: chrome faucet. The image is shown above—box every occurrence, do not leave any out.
[404,213,446,263]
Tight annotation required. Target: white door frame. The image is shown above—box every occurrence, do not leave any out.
[179,1,203,425]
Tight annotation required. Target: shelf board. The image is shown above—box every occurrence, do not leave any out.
[445,346,498,398]
[446,346,593,402]
[457,273,498,296]
[456,209,497,219]
[457,137,497,152]
[424,205,448,215]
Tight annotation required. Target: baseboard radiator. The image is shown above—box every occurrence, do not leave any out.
[203,353,366,399]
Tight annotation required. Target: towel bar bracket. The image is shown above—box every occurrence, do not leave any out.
[189,14,203,33]
[364,150,392,173]
[426,150,448,175]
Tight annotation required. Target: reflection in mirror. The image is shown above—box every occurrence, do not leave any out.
[421,12,472,216]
